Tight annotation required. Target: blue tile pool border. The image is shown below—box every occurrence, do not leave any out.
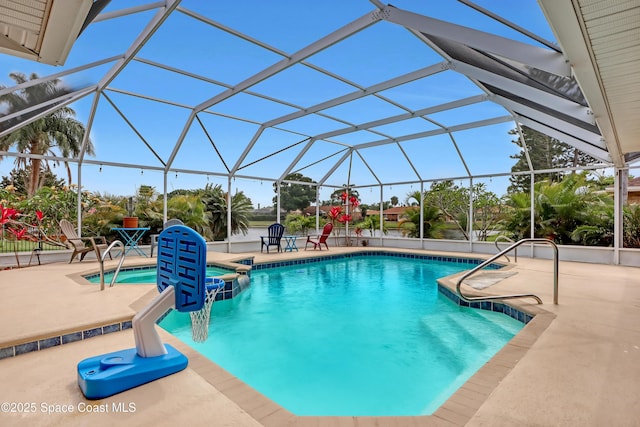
[437,283,534,324]
[251,250,503,271]
[0,320,133,361]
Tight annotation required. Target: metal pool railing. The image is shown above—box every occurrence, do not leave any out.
[456,238,559,305]
[99,240,126,291]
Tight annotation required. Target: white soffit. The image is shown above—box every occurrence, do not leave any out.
[539,0,640,165]
[0,0,93,65]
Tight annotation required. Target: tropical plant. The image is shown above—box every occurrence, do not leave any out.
[500,191,533,240]
[398,205,446,238]
[0,183,88,237]
[0,72,95,195]
[623,204,640,248]
[24,185,83,232]
[327,205,343,242]
[81,195,126,238]
[357,214,387,237]
[405,190,422,207]
[167,194,211,240]
[502,174,614,245]
[284,213,315,235]
[328,186,360,205]
[201,183,252,241]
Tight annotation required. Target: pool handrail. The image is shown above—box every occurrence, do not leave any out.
[99,240,126,291]
[494,235,516,263]
[456,238,558,305]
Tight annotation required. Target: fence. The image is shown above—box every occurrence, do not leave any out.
[0,237,68,254]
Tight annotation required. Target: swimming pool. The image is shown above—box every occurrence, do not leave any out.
[159,254,524,416]
[85,265,233,284]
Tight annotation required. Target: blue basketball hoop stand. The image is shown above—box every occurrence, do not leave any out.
[78,225,209,399]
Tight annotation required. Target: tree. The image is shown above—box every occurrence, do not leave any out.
[417,181,503,241]
[1,166,65,195]
[398,205,446,238]
[425,181,470,239]
[273,173,316,212]
[0,72,94,195]
[390,196,399,206]
[472,184,506,241]
[202,183,252,240]
[508,126,598,193]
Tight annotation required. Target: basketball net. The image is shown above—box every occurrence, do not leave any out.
[190,279,224,342]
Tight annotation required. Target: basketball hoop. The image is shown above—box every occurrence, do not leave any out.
[190,277,225,342]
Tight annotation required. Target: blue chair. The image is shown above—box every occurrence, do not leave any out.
[261,223,284,253]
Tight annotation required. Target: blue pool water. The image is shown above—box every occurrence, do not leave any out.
[86,266,232,284]
[159,255,523,416]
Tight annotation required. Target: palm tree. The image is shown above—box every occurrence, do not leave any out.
[357,214,387,237]
[284,213,315,235]
[0,72,93,195]
[398,205,446,238]
[405,190,423,206]
[200,184,252,241]
[167,194,212,240]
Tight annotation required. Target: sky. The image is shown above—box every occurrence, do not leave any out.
[0,0,564,208]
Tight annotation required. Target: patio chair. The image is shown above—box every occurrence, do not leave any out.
[261,223,285,253]
[150,218,184,257]
[305,223,333,251]
[59,219,111,263]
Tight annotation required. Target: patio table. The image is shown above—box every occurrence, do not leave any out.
[283,235,298,252]
[111,227,150,257]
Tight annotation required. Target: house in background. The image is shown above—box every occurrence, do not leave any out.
[303,206,332,217]
[606,177,640,205]
[626,178,640,204]
[365,206,409,221]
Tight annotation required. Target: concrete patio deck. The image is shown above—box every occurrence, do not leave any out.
[0,246,639,426]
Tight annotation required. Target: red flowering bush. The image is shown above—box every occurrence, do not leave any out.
[0,204,44,242]
[327,191,360,245]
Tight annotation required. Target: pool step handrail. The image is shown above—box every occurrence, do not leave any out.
[494,235,516,263]
[100,240,126,291]
[456,238,558,305]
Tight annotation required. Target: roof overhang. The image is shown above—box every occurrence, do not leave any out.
[538,0,640,167]
[0,0,94,66]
